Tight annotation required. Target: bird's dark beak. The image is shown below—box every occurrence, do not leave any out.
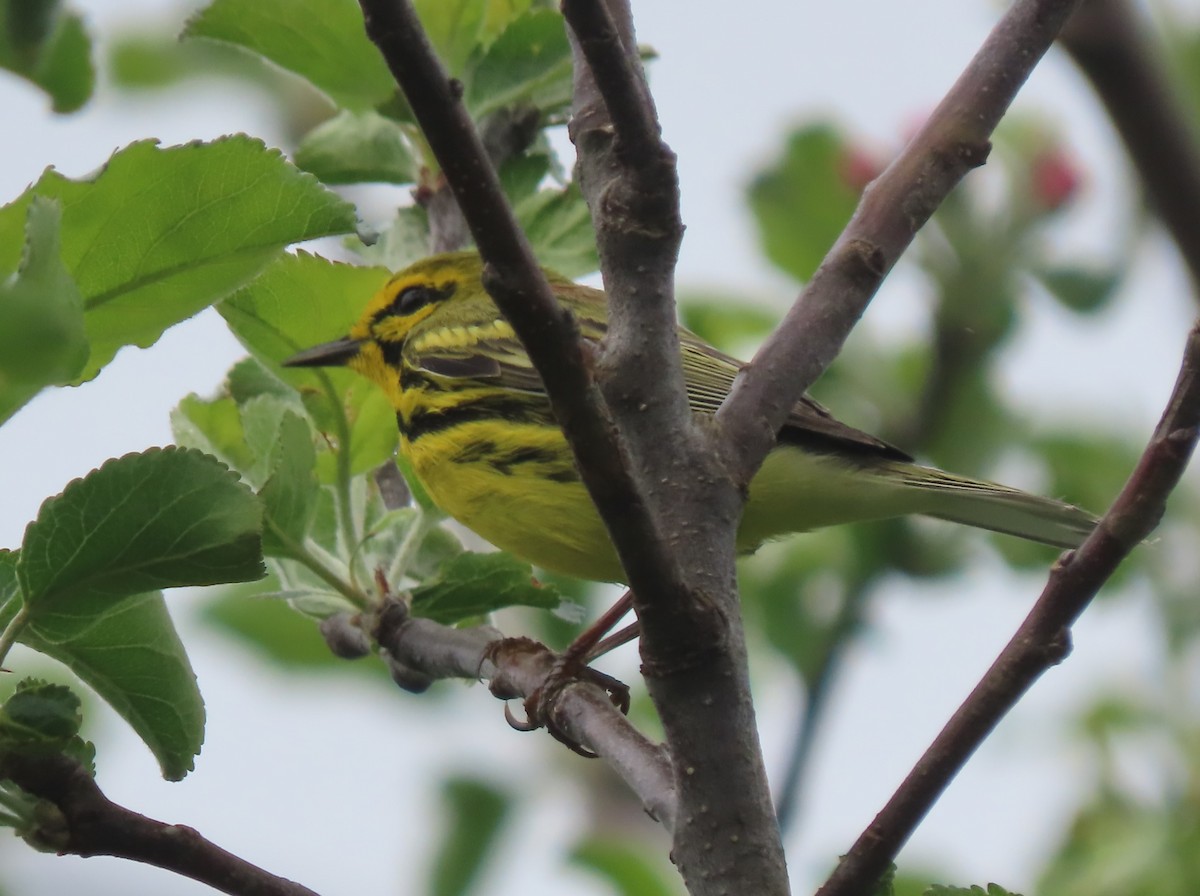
[282,337,363,368]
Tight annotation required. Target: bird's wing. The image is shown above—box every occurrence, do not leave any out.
[679,331,912,462]
[405,300,910,463]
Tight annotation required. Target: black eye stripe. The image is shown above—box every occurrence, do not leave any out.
[371,279,457,327]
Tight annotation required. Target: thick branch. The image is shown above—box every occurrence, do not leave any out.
[367,605,677,829]
[1,754,319,896]
[564,4,785,895]
[818,320,1200,895]
[1061,0,1200,294]
[717,0,1087,485]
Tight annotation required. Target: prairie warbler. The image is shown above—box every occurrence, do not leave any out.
[286,252,1095,582]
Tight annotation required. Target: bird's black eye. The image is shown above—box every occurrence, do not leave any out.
[395,285,435,315]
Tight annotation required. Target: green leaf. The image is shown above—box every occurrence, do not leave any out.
[0,1,94,112]
[466,9,572,119]
[294,110,418,185]
[0,197,87,421]
[516,183,597,278]
[227,356,296,406]
[172,393,255,476]
[925,886,1021,896]
[18,446,264,605]
[411,552,561,625]
[429,776,511,896]
[219,252,388,368]
[1033,265,1121,314]
[0,136,357,398]
[569,836,677,896]
[239,394,299,486]
[0,551,17,608]
[19,591,202,780]
[259,411,319,556]
[748,123,861,282]
[185,0,396,111]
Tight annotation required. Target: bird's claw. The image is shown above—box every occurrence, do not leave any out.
[501,654,631,758]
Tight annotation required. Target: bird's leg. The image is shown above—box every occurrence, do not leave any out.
[586,618,641,662]
[508,590,638,757]
[564,588,636,666]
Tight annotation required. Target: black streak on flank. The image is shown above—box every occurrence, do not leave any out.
[403,393,556,442]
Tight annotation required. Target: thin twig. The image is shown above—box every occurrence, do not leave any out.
[717,0,1087,485]
[369,605,677,829]
[0,753,320,896]
[817,320,1200,895]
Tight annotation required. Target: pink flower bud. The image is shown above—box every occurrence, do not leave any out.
[1030,148,1081,211]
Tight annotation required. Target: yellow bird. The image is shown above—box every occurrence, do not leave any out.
[286,251,1096,582]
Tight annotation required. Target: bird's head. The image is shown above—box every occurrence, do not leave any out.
[282,252,484,396]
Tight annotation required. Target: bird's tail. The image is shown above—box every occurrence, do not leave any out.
[889,463,1098,549]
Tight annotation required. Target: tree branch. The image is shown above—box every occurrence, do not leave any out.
[817,317,1200,896]
[563,4,788,893]
[365,604,677,829]
[1060,0,1200,295]
[0,753,319,896]
[717,0,1087,485]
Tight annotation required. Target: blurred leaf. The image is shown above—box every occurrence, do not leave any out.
[429,776,511,896]
[18,447,263,604]
[497,149,552,206]
[1033,265,1121,314]
[0,136,356,413]
[259,411,319,556]
[1034,431,1138,519]
[678,292,778,355]
[201,581,371,671]
[0,197,86,419]
[294,110,418,185]
[925,886,1021,896]
[478,0,531,43]
[467,9,572,119]
[185,0,395,110]
[738,532,858,685]
[0,0,94,112]
[415,0,487,78]
[515,183,597,278]
[748,123,860,282]
[349,205,431,270]
[411,552,561,624]
[569,836,679,896]
[872,863,896,896]
[1039,791,1200,896]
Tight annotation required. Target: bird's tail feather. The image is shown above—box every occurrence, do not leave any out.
[889,464,1098,549]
